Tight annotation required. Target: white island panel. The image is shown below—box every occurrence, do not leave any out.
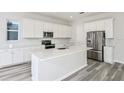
[31,47,87,81]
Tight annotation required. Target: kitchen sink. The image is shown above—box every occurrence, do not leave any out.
[57,48,67,50]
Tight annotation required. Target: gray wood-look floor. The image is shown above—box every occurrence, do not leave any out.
[0,63,31,81]
[63,59,124,81]
[0,59,124,81]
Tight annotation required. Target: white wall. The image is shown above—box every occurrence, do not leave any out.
[0,12,70,49]
[72,12,124,63]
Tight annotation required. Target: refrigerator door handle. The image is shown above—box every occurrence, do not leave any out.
[93,32,96,49]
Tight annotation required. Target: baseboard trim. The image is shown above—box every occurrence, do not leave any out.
[114,60,124,64]
[55,64,87,81]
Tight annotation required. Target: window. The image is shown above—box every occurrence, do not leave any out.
[7,20,19,40]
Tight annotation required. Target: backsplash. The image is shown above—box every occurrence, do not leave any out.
[0,38,71,49]
[41,38,71,48]
[0,39,41,49]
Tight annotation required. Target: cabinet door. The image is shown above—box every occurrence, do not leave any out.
[12,49,23,64]
[35,21,44,38]
[88,22,97,31]
[53,24,60,38]
[104,46,113,64]
[104,18,113,38]
[53,24,57,38]
[66,26,72,38]
[23,48,33,62]
[47,23,53,32]
[63,25,72,38]
[43,22,49,32]
[23,47,41,63]
[96,20,105,31]
[59,25,65,38]
[23,19,35,38]
[0,50,13,66]
[84,23,89,33]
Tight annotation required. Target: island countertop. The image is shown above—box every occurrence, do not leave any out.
[31,45,87,81]
[31,46,86,61]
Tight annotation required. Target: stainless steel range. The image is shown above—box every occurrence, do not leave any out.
[42,40,55,49]
[87,31,105,62]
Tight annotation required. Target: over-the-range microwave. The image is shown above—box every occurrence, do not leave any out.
[43,31,53,38]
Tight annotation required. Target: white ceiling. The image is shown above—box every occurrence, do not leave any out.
[36,12,102,22]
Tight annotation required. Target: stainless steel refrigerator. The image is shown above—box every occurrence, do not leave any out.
[87,31,105,61]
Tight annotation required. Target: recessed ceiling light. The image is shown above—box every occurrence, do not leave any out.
[70,16,73,18]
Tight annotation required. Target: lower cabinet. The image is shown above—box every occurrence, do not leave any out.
[104,46,113,64]
[23,47,41,62]
[12,49,23,64]
[0,50,13,66]
[23,48,32,62]
[0,47,41,67]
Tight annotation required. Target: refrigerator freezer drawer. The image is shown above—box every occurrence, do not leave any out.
[87,50,103,61]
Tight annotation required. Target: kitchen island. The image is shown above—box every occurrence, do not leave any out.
[31,46,87,81]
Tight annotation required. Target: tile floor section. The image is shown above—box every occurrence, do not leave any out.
[0,59,124,81]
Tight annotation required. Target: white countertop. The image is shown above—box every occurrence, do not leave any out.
[31,46,86,61]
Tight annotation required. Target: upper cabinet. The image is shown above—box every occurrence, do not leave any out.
[54,24,71,38]
[23,19,35,38]
[34,20,44,38]
[84,22,96,32]
[88,22,97,31]
[96,20,105,31]
[23,18,72,39]
[84,18,114,38]
[104,18,114,38]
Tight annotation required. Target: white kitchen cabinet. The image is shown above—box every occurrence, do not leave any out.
[53,24,58,38]
[0,46,42,67]
[47,23,53,32]
[0,50,13,66]
[59,25,65,38]
[0,49,24,67]
[104,46,113,64]
[84,18,113,38]
[23,19,44,38]
[43,22,53,32]
[84,23,90,32]
[53,24,62,38]
[104,18,114,38]
[23,48,32,62]
[23,19,35,38]
[35,21,44,38]
[23,18,72,39]
[96,20,105,31]
[87,22,97,31]
[12,49,23,64]
[66,26,72,37]
[84,22,97,32]
[63,25,72,38]
[23,47,42,62]
[53,24,72,38]
[85,21,104,32]
[43,22,48,32]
